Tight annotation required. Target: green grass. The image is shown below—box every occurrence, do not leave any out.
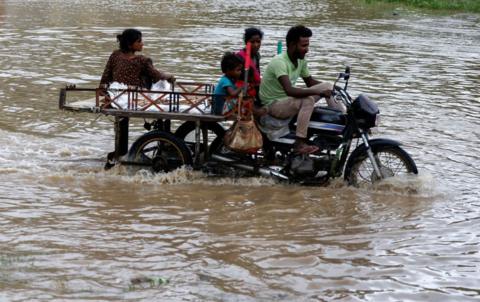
[365,0,480,13]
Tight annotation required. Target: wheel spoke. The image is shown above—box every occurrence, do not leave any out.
[141,146,157,155]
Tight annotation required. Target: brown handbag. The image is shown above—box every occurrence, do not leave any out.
[223,94,263,154]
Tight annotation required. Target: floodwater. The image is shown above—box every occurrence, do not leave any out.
[0,0,479,300]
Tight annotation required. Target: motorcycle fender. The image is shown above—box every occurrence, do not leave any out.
[354,138,402,152]
[344,138,402,177]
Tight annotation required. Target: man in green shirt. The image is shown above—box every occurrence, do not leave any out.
[259,25,343,154]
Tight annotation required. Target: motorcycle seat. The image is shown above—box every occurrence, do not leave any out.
[270,132,296,145]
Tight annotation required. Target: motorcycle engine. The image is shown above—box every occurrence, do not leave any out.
[290,155,316,177]
[290,154,331,178]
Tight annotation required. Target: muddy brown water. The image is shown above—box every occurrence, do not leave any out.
[0,0,479,301]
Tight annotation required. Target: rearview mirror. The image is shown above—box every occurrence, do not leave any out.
[344,66,350,80]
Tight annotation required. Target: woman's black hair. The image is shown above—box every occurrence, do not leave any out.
[286,25,312,47]
[117,28,142,52]
[244,27,264,44]
[221,52,243,73]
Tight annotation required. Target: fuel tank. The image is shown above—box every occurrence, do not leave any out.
[307,106,346,135]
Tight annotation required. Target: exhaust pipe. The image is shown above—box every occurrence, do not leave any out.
[211,154,289,181]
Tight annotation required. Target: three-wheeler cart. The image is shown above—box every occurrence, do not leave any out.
[59,82,228,172]
[58,66,420,186]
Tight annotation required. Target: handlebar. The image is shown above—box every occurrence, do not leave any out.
[333,66,351,93]
[331,66,353,108]
[339,65,350,81]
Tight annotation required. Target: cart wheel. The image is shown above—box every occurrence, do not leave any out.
[127,130,193,173]
[174,121,225,156]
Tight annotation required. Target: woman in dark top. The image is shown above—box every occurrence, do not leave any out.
[100,29,175,169]
[100,28,175,88]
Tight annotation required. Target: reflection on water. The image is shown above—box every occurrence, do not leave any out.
[0,0,479,300]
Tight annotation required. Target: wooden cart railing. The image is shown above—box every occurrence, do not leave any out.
[59,82,226,167]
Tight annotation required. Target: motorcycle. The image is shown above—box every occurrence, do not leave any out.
[201,66,418,186]
[127,66,418,187]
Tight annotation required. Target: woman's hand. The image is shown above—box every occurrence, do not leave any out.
[167,74,176,84]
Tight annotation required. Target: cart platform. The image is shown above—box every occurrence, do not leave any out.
[59,82,228,167]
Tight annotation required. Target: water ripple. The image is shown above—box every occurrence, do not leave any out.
[0,0,479,300]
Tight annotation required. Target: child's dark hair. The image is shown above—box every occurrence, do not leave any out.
[221,52,243,73]
[117,28,142,52]
[243,27,264,43]
[286,25,312,47]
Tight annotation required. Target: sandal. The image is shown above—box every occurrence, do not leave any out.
[104,151,116,170]
[294,143,319,154]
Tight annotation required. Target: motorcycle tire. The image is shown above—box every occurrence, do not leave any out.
[174,121,225,157]
[344,144,418,187]
[127,130,193,173]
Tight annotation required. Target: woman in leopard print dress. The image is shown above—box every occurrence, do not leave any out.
[100,28,175,88]
[100,29,176,169]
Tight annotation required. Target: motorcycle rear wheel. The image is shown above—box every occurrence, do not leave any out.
[345,145,417,187]
[174,121,225,158]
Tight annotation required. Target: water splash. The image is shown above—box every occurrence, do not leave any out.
[355,172,441,198]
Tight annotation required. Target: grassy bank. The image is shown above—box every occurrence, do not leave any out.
[365,0,480,13]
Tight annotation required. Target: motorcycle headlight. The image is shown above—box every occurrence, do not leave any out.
[368,114,380,135]
[374,114,381,127]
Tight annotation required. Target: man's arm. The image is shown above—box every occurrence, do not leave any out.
[278,75,328,98]
[302,76,321,87]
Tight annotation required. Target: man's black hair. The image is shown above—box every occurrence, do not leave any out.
[243,27,264,44]
[117,28,142,52]
[286,25,312,47]
[221,52,243,73]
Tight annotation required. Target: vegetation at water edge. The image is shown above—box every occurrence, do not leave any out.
[365,0,480,12]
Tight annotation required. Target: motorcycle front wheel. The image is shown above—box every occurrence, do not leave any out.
[344,144,418,187]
